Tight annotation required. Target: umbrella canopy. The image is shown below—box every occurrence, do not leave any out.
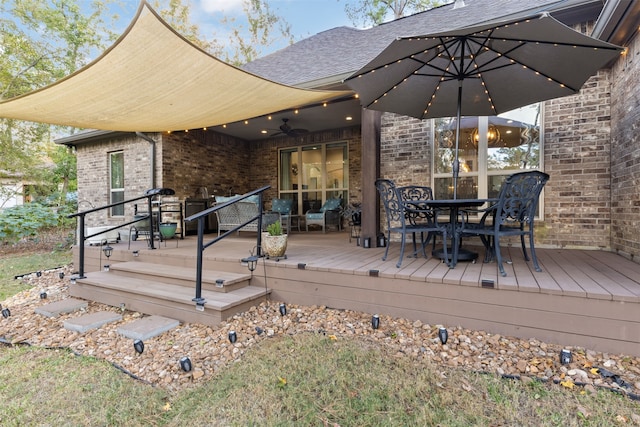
[344,12,623,197]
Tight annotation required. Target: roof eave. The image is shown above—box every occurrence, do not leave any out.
[592,0,640,46]
[55,130,135,146]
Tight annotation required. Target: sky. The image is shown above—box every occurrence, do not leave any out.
[113,0,358,57]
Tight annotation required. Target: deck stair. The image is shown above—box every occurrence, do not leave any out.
[70,261,269,327]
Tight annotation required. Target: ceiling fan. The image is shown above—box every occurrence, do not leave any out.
[270,118,309,137]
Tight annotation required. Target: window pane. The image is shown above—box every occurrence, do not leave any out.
[434,176,478,199]
[280,149,297,191]
[489,105,540,171]
[111,190,125,216]
[110,151,124,216]
[326,143,347,189]
[110,152,124,189]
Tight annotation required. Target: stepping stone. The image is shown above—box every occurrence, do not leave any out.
[63,311,123,333]
[117,315,179,340]
[35,298,88,318]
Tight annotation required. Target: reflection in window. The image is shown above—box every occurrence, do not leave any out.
[279,143,348,215]
[110,151,124,216]
[433,104,541,200]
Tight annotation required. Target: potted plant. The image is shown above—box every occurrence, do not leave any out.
[262,220,287,259]
[159,222,177,239]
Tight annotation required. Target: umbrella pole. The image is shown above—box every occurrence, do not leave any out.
[453,81,462,200]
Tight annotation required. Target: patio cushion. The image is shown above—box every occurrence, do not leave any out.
[321,198,342,212]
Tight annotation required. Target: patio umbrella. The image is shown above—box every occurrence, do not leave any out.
[344,12,623,198]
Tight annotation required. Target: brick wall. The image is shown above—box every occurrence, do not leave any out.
[76,133,153,228]
[610,31,640,261]
[380,113,432,186]
[161,130,250,200]
[542,69,613,249]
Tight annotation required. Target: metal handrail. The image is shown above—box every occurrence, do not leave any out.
[68,189,173,278]
[184,185,270,309]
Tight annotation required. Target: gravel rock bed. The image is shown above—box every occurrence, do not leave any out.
[2,266,640,396]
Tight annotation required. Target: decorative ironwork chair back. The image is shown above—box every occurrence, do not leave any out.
[398,185,437,226]
[494,171,549,228]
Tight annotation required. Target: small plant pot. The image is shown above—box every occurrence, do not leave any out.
[159,222,177,239]
[262,232,288,258]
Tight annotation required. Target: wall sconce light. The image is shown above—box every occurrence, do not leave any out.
[134,339,145,354]
[228,330,237,343]
[2,308,10,318]
[132,250,139,257]
[40,292,47,299]
[70,276,77,285]
[241,256,258,272]
[560,349,572,365]
[438,327,448,345]
[279,303,287,316]
[179,356,192,372]
[371,314,380,330]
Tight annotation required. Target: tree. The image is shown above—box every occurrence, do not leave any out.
[208,0,293,65]
[0,0,119,192]
[343,0,444,27]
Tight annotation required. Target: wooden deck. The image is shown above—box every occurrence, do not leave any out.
[75,231,640,356]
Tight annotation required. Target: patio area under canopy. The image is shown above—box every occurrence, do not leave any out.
[0,0,351,132]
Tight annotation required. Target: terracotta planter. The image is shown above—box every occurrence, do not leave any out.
[262,232,287,258]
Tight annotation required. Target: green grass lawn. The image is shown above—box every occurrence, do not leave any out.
[0,250,72,300]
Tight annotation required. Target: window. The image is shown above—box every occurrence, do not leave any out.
[433,104,541,200]
[109,151,124,216]
[279,142,348,215]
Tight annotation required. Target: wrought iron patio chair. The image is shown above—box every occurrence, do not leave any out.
[460,170,550,276]
[375,179,448,268]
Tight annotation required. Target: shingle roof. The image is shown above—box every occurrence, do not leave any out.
[242,0,592,87]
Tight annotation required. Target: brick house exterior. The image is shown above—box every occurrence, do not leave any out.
[60,0,640,263]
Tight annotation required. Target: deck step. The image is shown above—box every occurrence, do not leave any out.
[70,272,270,326]
[109,261,250,293]
[64,311,123,333]
[35,298,88,318]
[117,315,180,340]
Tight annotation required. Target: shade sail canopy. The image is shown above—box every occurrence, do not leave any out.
[0,1,351,132]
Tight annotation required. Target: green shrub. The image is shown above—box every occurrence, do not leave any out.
[0,203,61,243]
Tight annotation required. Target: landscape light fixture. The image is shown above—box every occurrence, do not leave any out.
[560,349,572,365]
[255,326,264,335]
[241,255,258,272]
[438,327,448,345]
[36,271,42,277]
[134,339,145,354]
[371,314,380,330]
[102,243,113,271]
[40,292,47,299]
[70,276,77,285]
[228,330,237,343]
[132,250,139,257]
[2,308,10,318]
[279,303,287,316]
[58,272,65,279]
[179,356,192,372]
